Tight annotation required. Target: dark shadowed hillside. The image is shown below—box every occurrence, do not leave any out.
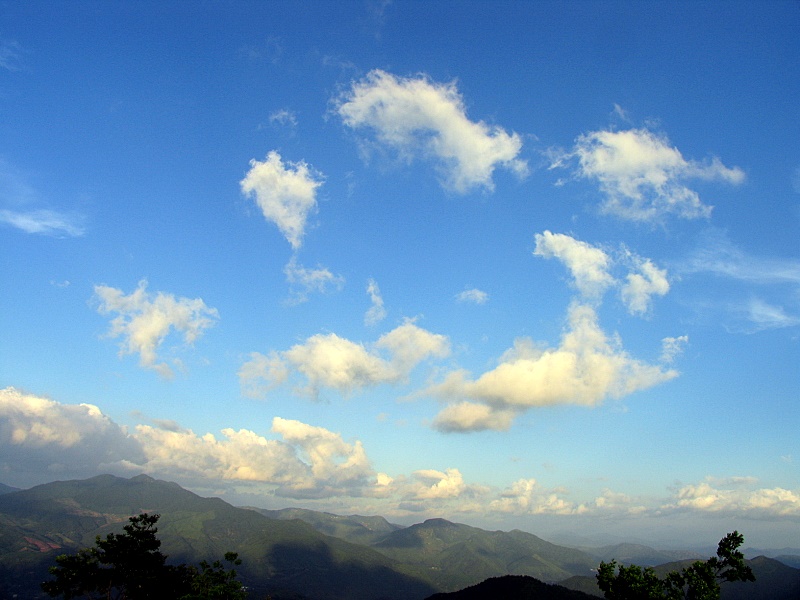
[248,506,402,546]
[424,575,598,600]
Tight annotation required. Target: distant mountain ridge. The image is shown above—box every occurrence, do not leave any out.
[0,475,797,600]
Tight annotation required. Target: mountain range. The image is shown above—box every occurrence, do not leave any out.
[0,475,797,599]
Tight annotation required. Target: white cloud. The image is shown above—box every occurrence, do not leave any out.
[0,387,378,499]
[0,387,145,486]
[284,256,345,304]
[620,255,670,315]
[534,231,671,316]
[375,319,451,374]
[428,303,677,432]
[663,478,800,518]
[364,278,387,325]
[282,333,397,396]
[240,151,324,249]
[433,401,516,433]
[455,288,489,304]
[556,127,744,221]
[336,69,527,193]
[534,231,614,299]
[94,280,219,378]
[137,417,374,499]
[239,321,449,399]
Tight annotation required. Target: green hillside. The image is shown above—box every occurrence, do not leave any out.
[0,475,435,600]
[370,518,598,591]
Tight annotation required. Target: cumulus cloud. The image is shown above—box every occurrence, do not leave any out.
[455,288,489,304]
[240,321,449,399]
[240,151,324,249]
[428,303,677,432]
[410,468,467,499]
[284,257,345,304]
[554,127,744,221]
[489,479,587,515]
[534,231,614,299]
[134,419,374,499]
[0,387,145,486]
[663,477,800,518]
[336,69,528,193]
[94,280,219,378]
[272,417,372,495]
[0,387,380,499]
[364,278,387,325]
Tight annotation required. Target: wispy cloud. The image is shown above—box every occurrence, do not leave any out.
[0,160,85,237]
[268,108,298,128]
[283,256,345,304]
[455,288,488,305]
[552,127,744,221]
[0,38,23,71]
[364,278,387,325]
[680,230,800,332]
[0,208,85,237]
[336,69,528,193]
[93,280,219,378]
[240,151,324,249]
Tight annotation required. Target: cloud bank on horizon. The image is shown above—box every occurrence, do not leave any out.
[2,387,798,521]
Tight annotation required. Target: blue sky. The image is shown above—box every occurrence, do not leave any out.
[1,1,798,548]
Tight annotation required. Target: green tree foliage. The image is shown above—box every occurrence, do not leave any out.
[596,531,755,600]
[41,513,245,600]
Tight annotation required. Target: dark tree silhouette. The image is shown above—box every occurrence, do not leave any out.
[41,513,245,600]
[597,531,755,600]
